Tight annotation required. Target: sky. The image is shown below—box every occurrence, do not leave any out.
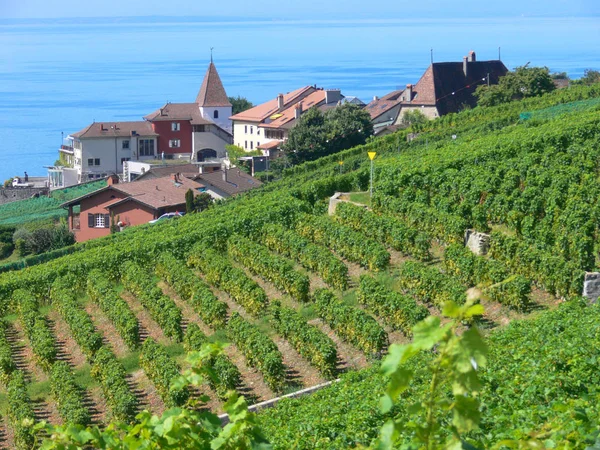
[1,0,599,19]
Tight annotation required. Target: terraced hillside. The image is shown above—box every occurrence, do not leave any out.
[0,84,599,448]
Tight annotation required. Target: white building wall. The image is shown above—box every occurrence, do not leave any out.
[232,120,264,152]
[395,105,439,125]
[75,136,157,182]
[200,106,232,133]
[191,131,229,161]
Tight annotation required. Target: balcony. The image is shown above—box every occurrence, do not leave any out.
[59,145,74,155]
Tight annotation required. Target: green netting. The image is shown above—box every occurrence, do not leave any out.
[520,96,600,121]
[0,180,106,226]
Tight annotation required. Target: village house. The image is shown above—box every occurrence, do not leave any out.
[366,51,508,135]
[193,167,263,199]
[61,174,205,242]
[230,86,343,158]
[54,61,233,186]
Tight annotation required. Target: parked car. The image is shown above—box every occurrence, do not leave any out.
[149,212,184,224]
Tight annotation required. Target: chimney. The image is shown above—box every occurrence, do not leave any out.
[222,168,228,182]
[373,95,379,101]
[405,84,413,102]
[463,56,468,76]
[172,173,177,182]
[325,89,341,104]
[295,102,302,119]
[107,174,119,185]
[277,93,284,110]
[468,50,476,62]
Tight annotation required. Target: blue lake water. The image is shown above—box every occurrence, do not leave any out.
[0,16,598,178]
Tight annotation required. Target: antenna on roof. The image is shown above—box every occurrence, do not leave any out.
[430,48,433,64]
[498,46,501,60]
[210,47,214,63]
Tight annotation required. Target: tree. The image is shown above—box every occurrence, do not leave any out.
[229,96,254,115]
[574,69,600,85]
[475,65,556,107]
[283,104,373,165]
[193,192,213,212]
[401,109,428,126]
[185,188,194,213]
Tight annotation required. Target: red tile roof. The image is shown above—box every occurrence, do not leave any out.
[196,62,232,107]
[62,176,205,211]
[365,90,404,120]
[71,121,157,139]
[257,140,281,150]
[261,90,329,129]
[144,103,212,125]
[230,86,316,122]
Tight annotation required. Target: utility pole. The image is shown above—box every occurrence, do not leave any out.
[430,48,433,64]
[368,152,376,198]
[498,46,501,60]
[487,73,490,87]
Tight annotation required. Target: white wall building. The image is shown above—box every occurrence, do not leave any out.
[62,121,158,183]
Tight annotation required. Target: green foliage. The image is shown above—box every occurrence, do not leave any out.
[183,324,241,399]
[296,213,390,270]
[140,338,190,407]
[574,69,600,86]
[226,144,261,160]
[7,370,37,449]
[227,235,310,302]
[0,179,105,227]
[284,104,373,164]
[12,220,75,257]
[229,95,254,115]
[375,299,486,449]
[90,346,137,422]
[270,300,337,379]
[401,109,428,126]
[156,253,227,329]
[475,65,556,106]
[188,247,268,317]
[443,244,531,310]
[87,270,139,349]
[50,361,91,425]
[357,275,429,335]
[194,192,214,212]
[185,188,194,214]
[313,289,388,357]
[51,277,103,359]
[397,261,467,309]
[14,289,56,369]
[335,201,431,260]
[226,312,285,392]
[262,223,348,290]
[121,261,183,342]
[0,320,16,384]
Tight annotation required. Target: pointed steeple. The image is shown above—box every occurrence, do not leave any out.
[196,61,232,107]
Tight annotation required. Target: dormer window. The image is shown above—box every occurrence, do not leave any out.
[213,110,219,119]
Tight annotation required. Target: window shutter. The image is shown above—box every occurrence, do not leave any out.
[88,213,94,228]
[104,214,111,228]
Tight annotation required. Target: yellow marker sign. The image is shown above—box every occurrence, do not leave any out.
[339,161,344,165]
[368,151,377,160]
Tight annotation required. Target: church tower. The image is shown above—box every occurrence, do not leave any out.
[196,60,232,133]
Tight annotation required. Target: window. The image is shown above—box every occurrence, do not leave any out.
[88,213,110,229]
[245,141,247,149]
[257,129,260,135]
[245,125,247,133]
[121,157,130,165]
[250,141,254,149]
[88,158,94,166]
[169,139,181,148]
[213,110,219,119]
[95,158,100,166]
[139,139,154,156]
[122,140,130,149]
[193,125,206,132]
[87,158,101,166]
[171,122,180,131]
[250,126,254,134]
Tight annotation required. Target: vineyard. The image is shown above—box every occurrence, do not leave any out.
[0,84,598,448]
